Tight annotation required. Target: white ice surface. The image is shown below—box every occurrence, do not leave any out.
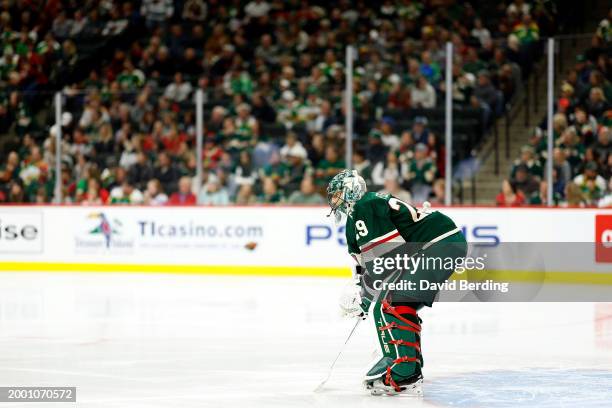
[0,272,611,407]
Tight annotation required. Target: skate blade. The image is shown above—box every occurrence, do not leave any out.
[370,380,423,397]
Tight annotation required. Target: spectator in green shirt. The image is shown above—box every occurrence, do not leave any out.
[404,143,437,202]
[511,145,543,180]
[513,14,539,45]
[258,177,284,203]
[315,145,345,187]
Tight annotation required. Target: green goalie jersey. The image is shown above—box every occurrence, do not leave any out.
[345,192,460,260]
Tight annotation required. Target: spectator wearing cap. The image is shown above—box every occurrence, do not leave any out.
[403,143,437,203]
[411,116,430,145]
[288,176,325,204]
[280,132,311,192]
[366,130,388,165]
[572,54,591,88]
[0,0,578,207]
[573,161,607,205]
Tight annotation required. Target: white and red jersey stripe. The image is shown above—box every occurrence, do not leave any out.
[359,229,406,254]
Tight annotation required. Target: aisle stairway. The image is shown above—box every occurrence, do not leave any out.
[464,35,593,204]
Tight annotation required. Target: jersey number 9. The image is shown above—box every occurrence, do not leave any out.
[355,220,368,238]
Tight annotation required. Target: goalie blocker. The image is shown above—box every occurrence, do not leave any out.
[329,170,467,396]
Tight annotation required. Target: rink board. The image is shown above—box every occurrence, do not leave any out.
[0,206,610,279]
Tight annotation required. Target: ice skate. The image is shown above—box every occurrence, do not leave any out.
[366,374,424,396]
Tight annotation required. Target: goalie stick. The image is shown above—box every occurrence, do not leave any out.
[313,317,361,393]
[314,268,401,392]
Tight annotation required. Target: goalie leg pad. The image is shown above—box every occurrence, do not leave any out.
[365,299,423,393]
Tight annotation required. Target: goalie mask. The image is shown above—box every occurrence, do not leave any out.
[326,169,367,224]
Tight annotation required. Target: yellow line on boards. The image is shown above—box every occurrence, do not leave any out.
[0,262,611,285]
[0,262,351,277]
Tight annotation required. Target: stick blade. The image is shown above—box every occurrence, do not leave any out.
[313,379,327,393]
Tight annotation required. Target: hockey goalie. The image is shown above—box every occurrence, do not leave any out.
[327,169,467,396]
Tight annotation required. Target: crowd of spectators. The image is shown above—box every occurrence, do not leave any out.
[497,10,611,208]
[0,0,566,205]
[0,0,132,136]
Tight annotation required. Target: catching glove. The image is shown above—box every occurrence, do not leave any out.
[339,280,369,319]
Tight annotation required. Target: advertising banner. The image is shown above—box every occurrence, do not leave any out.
[0,206,610,277]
